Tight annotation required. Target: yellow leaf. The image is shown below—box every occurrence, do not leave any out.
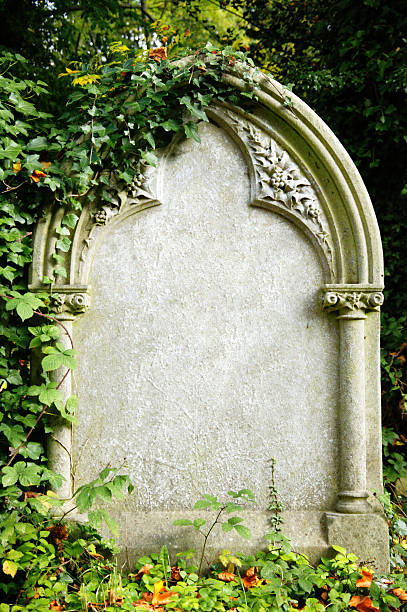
[3,559,18,577]
[12,161,22,173]
[0,380,7,392]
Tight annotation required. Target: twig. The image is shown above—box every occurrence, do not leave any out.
[1,179,29,194]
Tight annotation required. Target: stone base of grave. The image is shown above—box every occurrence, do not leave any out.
[76,508,388,572]
[325,512,389,573]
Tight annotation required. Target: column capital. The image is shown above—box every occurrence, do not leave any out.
[29,284,91,317]
[322,285,384,318]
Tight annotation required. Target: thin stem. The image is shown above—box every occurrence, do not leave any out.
[198,506,224,577]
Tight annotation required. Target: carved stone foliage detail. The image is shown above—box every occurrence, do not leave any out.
[80,161,161,267]
[223,109,333,271]
[323,290,384,313]
[50,292,90,314]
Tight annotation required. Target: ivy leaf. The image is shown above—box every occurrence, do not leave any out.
[184,122,200,143]
[19,462,41,487]
[0,138,23,160]
[161,119,181,132]
[62,213,79,229]
[27,136,47,151]
[173,519,193,526]
[140,149,158,166]
[55,237,71,252]
[144,131,155,149]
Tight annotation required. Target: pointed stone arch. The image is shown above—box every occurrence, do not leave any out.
[30,67,388,570]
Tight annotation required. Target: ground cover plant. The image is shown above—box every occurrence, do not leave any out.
[0,22,407,609]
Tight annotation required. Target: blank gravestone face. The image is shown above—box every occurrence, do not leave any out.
[72,123,339,543]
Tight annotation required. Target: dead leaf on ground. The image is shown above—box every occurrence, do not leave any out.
[171,566,182,581]
[49,601,65,611]
[242,566,262,589]
[217,571,236,582]
[130,563,154,581]
[349,595,379,612]
[392,588,407,602]
[356,570,373,588]
[152,586,179,605]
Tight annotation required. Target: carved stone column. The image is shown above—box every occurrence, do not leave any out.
[323,286,384,514]
[47,287,90,500]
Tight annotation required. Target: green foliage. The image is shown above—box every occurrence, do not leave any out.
[174,490,255,577]
[0,41,259,605]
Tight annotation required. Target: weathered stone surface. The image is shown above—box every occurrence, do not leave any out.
[30,67,388,567]
[72,124,340,517]
[326,512,389,572]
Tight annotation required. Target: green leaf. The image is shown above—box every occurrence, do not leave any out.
[194,499,211,509]
[144,131,155,149]
[100,508,119,537]
[95,485,112,502]
[42,353,63,371]
[140,149,158,166]
[1,466,19,487]
[221,522,234,532]
[27,136,47,151]
[55,237,71,252]
[0,138,23,160]
[19,463,41,487]
[173,519,193,526]
[193,518,206,530]
[62,213,79,229]
[161,119,181,132]
[184,122,200,143]
[233,524,251,540]
[227,516,243,525]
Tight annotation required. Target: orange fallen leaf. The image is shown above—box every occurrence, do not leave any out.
[49,601,65,611]
[392,588,407,602]
[148,47,167,62]
[242,566,262,589]
[349,595,379,612]
[152,580,179,606]
[217,571,236,582]
[131,563,154,580]
[12,161,22,173]
[30,169,47,182]
[41,161,52,170]
[356,570,373,588]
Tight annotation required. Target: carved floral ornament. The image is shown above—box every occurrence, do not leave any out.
[323,289,384,313]
[220,109,334,275]
[49,291,90,315]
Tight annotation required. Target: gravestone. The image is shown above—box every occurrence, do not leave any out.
[30,67,389,570]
